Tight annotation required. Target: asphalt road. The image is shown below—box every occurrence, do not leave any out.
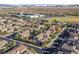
[0,36,44,54]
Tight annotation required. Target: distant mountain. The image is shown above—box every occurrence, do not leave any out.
[0,4,79,7]
[19,4,79,7]
[0,4,17,7]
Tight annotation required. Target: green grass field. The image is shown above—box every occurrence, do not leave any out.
[49,16,79,23]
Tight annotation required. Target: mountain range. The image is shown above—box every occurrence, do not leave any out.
[0,4,79,7]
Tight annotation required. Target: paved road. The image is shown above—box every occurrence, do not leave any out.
[0,36,42,49]
[0,36,45,53]
[0,36,42,53]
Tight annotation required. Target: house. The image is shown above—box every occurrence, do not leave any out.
[36,33,44,42]
[73,46,79,54]
[49,26,56,33]
[19,30,30,39]
[57,51,64,54]
[61,43,73,51]
[0,38,8,50]
[7,45,32,54]
[70,32,79,40]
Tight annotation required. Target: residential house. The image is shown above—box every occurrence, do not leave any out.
[7,45,32,54]
[0,38,8,50]
[19,30,30,39]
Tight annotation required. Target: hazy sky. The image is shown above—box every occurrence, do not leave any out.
[0,0,78,4]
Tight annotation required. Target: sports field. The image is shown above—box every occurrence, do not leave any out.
[49,16,79,23]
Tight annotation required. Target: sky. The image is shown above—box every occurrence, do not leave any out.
[0,0,79,5]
